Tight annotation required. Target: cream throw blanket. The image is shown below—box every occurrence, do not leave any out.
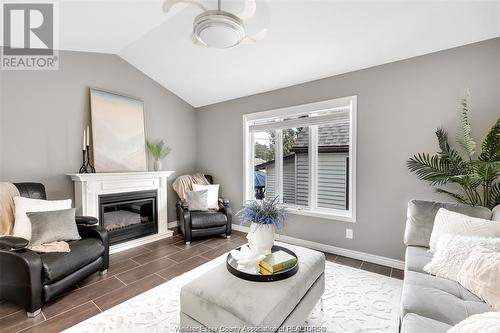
[30,241,70,253]
[0,182,20,235]
[172,173,210,200]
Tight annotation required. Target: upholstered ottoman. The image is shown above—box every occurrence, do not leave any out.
[180,242,325,330]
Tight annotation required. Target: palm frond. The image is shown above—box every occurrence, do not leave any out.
[435,129,469,174]
[456,95,476,158]
[408,94,499,209]
[435,188,469,205]
[491,182,500,208]
[479,118,500,162]
[407,153,462,186]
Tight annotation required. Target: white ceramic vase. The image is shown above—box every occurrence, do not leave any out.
[153,160,162,171]
[247,222,275,255]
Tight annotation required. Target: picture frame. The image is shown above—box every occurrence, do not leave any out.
[89,88,147,172]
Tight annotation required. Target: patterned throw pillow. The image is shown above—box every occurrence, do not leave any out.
[424,235,500,282]
[429,208,500,252]
[448,312,500,333]
[457,247,500,311]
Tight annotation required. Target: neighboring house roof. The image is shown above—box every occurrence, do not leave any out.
[254,158,266,166]
[293,122,350,148]
[254,122,350,169]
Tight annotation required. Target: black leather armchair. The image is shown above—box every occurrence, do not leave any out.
[0,183,109,317]
[176,175,232,244]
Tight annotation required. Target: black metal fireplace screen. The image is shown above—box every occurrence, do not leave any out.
[98,190,158,245]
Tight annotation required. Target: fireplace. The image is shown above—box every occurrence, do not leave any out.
[98,190,158,245]
[68,171,174,250]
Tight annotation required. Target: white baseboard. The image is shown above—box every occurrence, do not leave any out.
[110,230,174,254]
[231,224,405,270]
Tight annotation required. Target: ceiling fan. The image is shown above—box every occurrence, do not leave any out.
[162,0,268,48]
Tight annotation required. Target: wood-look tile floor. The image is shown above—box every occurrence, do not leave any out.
[0,230,404,333]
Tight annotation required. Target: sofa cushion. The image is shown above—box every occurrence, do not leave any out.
[404,270,481,301]
[402,271,492,325]
[405,246,433,274]
[40,238,105,284]
[401,313,450,333]
[190,211,227,229]
[404,200,492,247]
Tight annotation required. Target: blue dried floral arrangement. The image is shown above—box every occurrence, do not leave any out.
[237,197,288,231]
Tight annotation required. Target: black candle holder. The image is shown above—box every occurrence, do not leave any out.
[79,145,96,173]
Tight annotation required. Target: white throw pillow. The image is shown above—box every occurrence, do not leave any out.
[492,205,500,222]
[429,208,500,252]
[192,184,219,210]
[424,235,500,282]
[457,247,500,311]
[13,196,72,240]
[447,312,500,333]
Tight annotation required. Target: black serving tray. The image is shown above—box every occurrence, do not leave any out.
[226,245,299,282]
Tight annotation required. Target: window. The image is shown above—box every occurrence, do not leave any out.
[243,96,356,222]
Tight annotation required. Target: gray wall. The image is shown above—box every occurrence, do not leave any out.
[195,38,500,261]
[0,50,197,222]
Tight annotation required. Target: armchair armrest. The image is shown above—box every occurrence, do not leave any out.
[176,200,189,210]
[218,198,230,206]
[0,236,29,250]
[75,216,98,225]
[0,248,43,312]
[176,200,191,243]
[218,198,232,237]
[77,225,109,270]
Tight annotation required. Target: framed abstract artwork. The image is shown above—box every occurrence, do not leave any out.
[90,88,147,172]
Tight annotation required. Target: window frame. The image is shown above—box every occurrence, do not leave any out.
[242,96,357,223]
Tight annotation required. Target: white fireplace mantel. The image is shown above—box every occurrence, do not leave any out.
[68,171,175,253]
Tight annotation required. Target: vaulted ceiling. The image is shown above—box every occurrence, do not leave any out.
[29,1,500,106]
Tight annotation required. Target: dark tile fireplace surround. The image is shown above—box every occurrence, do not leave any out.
[98,190,158,245]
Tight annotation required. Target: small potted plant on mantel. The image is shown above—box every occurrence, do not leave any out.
[147,140,171,171]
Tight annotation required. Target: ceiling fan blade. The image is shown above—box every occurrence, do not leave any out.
[238,0,257,20]
[240,28,267,44]
[162,0,208,13]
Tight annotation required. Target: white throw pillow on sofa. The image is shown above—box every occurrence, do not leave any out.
[429,208,500,252]
[447,312,500,333]
[492,205,500,222]
[13,196,72,240]
[192,184,219,210]
[424,235,500,282]
[457,247,500,311]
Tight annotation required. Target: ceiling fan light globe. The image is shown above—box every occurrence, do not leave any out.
[193,10,245,48]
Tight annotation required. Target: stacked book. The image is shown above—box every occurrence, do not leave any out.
[259,250,298,275]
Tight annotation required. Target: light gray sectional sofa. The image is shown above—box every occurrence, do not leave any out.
[400,200,494,332]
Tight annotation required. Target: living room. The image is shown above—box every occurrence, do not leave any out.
[0,1,499,332]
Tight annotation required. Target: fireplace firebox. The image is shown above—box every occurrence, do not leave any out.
[98,190,158,245]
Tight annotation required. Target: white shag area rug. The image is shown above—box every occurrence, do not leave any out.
[65,255,402,333]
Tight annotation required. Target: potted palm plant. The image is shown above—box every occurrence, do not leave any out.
[407,94,499,209]
[147,140,171,171]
